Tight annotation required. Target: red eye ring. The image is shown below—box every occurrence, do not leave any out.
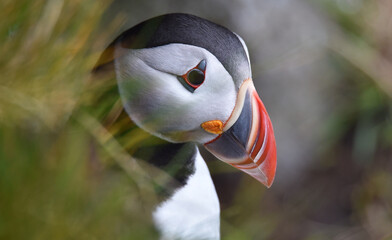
[182,69,204,89]
[181,60,206,90]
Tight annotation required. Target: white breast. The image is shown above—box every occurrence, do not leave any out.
[152,148,220,240]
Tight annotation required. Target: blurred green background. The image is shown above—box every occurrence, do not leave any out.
[0,0,391,239]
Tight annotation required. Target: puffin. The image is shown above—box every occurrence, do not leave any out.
[92,13,277,240]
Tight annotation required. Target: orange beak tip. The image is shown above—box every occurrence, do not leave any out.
[260,143,277,188]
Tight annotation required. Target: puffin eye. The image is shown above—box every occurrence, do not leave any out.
[178,60,206,93]
[187,69,204,86]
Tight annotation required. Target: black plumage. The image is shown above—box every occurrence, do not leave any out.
[94,13,250,88]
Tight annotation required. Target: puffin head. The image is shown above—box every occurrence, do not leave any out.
[95,13,277,187]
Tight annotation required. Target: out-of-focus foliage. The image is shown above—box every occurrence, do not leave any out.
[0,0,391,239]
[0,0,159,239]
[254,0,392,239]
[321,0,392,238]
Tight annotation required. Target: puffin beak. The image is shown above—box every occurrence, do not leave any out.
[203,79,277,187]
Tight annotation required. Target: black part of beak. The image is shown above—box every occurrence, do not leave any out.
[204,90,252,160]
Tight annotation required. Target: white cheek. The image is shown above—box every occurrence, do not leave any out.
[114,44,237,143]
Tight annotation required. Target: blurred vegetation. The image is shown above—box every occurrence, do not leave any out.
[255,0,392,239]
[0,0,159,239]
[0,0,391,239]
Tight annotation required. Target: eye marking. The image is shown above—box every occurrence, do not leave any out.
[177,60,206,93]
[187,69,204,86]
